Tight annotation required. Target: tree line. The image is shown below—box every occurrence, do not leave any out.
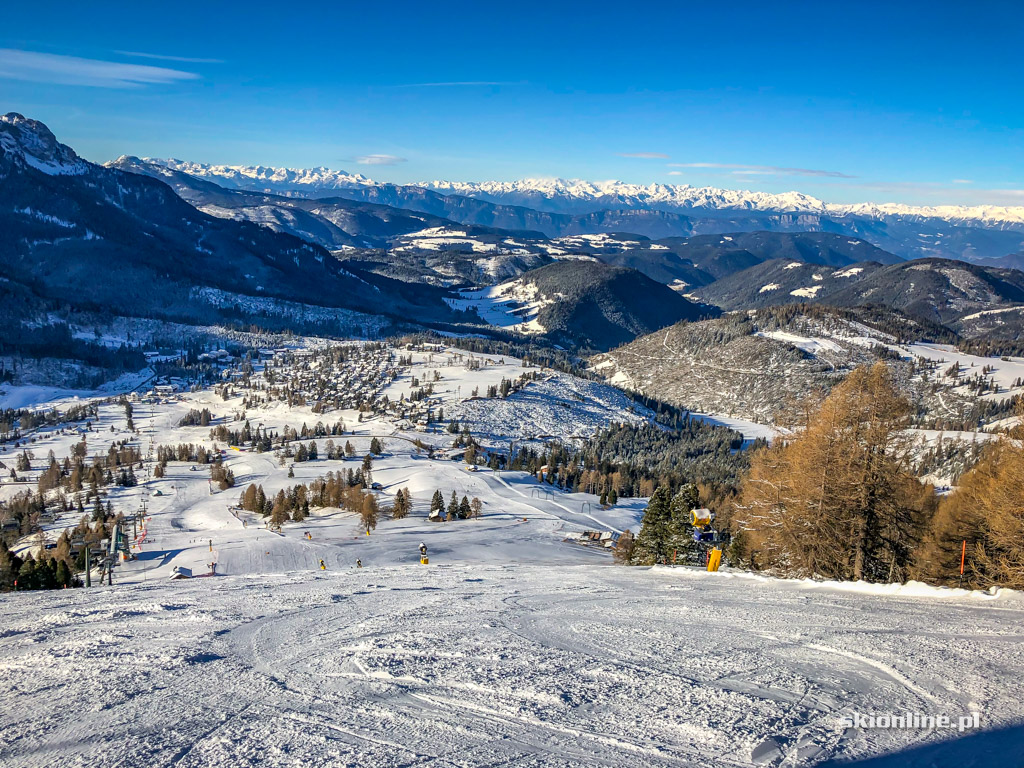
[627,361,1024,589]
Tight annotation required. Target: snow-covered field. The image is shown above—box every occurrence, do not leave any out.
[4,342,1024,767]
[444,280,552,334]
[2,565,1023,767]
[904,343,1024,394]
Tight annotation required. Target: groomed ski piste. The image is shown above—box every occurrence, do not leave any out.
[1,344,1023,767]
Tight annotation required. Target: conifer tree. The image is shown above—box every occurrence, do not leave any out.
[915,435,1024,589]
[668,484,701,564]
[270,491,290,528]
[735,363,927,581]
[361,494,378,534]
[392,489,408,520]
[630,487,673,565]
[430,490,445,518]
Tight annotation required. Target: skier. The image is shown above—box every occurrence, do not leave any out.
[318,559,326,571]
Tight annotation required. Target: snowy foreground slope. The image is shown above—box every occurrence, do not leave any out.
[2,566,1023,768]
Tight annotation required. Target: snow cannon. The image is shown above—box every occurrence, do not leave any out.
[420,556,429,565]
[691,508,714,527]
[690,508,719,544]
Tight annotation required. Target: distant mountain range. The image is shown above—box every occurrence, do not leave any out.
[111,151,1024,349]
[153,160,1024,226]
[2,114,710,353]
[0,113,460,335]
[146,159,1024,262]
[4,112,1024,369]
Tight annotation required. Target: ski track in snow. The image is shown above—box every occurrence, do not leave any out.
[2,566,1024,767]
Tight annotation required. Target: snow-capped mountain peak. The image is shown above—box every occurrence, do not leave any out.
[419,177,831,214]
[141,157,1024,227]
[418,177,1024,225]
[147,158,377,195]
[0,112,89,176]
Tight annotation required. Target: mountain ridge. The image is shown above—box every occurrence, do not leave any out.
[145,158,1024,227]
[142,158,1024,262]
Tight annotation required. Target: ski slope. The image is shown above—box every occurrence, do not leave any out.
[2,565,1022,767]
[4,344,1024,767]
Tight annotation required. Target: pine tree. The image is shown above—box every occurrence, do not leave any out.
[668,484,701,564]
[446,491,459,522]
[55,559,72,588]
[430,490,445,518]
[459,495,471,520]
[392,489,408,520]
[630,487,673,565]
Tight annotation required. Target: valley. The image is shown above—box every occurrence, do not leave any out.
[3,100,1024,768]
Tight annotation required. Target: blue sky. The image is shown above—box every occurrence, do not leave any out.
[1,1,1021,206]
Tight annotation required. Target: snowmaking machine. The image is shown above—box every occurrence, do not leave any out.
[690,508,723,572]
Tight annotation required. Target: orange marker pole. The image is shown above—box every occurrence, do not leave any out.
[959,539,967,588]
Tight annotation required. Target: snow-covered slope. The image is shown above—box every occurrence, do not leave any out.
[2,563,1020,767]
[0,112,88,176]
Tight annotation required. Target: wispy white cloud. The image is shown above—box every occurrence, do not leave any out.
[114,50,223,64]
[952,179,973,184]
[668,162,855,179]
[355,154,407,166]
[0,49,200,88]
[667,170,683,176]
[619,152,670,159]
